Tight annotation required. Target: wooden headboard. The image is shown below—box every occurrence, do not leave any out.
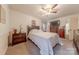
[27,25,40,35]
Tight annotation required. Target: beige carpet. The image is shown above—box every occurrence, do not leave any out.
[5,39,78,55]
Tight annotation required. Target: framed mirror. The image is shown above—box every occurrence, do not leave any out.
[0,5,6,24]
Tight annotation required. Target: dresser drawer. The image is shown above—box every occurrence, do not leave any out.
[12,33,26,45]
[13,38,26,45]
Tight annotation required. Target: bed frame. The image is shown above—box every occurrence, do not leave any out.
[27,25,40,35]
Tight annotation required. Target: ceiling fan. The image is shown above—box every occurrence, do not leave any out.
[41,4,58,14]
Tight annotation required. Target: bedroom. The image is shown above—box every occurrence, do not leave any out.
[0,4,79,55]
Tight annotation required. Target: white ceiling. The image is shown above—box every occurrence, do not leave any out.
[9,4,79,21]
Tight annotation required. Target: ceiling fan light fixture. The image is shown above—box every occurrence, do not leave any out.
[41,4,58,14]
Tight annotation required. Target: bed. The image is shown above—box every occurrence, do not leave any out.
[27,26,63,55]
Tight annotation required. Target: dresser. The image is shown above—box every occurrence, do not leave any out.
[73,30,79,54]
[12,33,26,45]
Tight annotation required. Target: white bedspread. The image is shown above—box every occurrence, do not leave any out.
[28,29,62,55]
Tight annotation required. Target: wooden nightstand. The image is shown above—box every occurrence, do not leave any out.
[12,33,26,45]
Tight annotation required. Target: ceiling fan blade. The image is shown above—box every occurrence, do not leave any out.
[51,10,57,13]
[51,4,58,9]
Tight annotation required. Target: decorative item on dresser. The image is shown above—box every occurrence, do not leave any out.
[12,33,26,45]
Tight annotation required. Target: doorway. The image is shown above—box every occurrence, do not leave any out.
[50,20,60,33]
[65,23,70,40]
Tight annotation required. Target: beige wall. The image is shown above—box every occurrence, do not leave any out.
[9,10,42,33]
[0,4,10,54]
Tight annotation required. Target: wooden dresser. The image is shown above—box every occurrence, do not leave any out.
[73,30,79,54]
[12,33,26,45]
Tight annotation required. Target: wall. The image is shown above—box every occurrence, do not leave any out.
[47,14,79,40]
[0,5,10,54]
[9,10,42,34]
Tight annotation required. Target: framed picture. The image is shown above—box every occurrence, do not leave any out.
[0,5,6,24]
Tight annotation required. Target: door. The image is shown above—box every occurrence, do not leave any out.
[69,16,78,40]
[58,27,65,38]
[65,23,70,40]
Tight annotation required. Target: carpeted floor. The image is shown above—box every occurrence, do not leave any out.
[5,39,78,55]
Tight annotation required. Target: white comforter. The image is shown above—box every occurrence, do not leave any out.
[28,29,62,55]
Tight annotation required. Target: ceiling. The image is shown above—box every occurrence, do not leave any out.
[9,4,79,21]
